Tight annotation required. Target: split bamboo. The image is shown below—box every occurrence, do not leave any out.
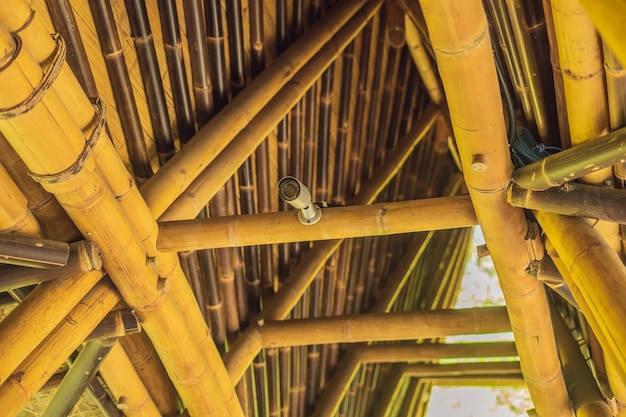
[576,0,626,73]
[0,269,103,385]
[0,24,233,417]
[0,280,120,416]
[41,338,117,417]
[141,0,384,219]
[512,126,626,190]
[258,307,510,348]
[418,1,574,416]
[159,0,384,221]
[509,181,626,224]
[158,195,477,251]
[535,211,626,375]
[99,342,162,417]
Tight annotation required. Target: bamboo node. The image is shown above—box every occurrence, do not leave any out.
[29,98,106,184]
[0,34,65,119]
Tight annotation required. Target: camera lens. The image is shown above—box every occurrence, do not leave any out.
[279,179,300,201]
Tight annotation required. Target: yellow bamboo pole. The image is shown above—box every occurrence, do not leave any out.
[418,1,574,416]
[0,269,103,385]
[369,365,405,417]
[0,280,120,416]
[359,342,518,364]
[257,307,511,348]
[158,196,477,251]
[0,27,230,417]
[140,0,384,219]
[427,376,526,386]
[402,362,522,377]
[99,342,162,417]
[536,212,626,376]
[311,352,362,417]
[576,0,626,69]
[0,162,41,237]
[404,15,442,104]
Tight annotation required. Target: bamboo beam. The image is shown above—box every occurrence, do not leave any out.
[0,269,103,385]
[513,126,626,190]
[158,196,477,251]
[0,162,41,237]
[258,307,511,348]
[427,376,526,386]
[359,342,518,364]
[536,211,626,374]
[402,361,522,377]
[419,1,574,416]
[85,310,140,342]
[99,342,162,417]
[0,240,100,292]
[0,280,120,416]
[141,0,384,219]
[0,234,69,268]
[0,25,233,417]
[41,338,117,417]
[507,182,626,223]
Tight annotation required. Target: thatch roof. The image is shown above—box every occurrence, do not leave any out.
[0,0,624,416]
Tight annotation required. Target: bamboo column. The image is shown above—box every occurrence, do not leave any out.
[576,1,626,73]
[157,196,477,251]
[0,26,232,417]
[0,280,120,416]
[418,0,574,416]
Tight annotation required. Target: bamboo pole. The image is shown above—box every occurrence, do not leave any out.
[99,342,162,417]
[507,182,626,223]
[0,234,69,269]
[160,1,384,221]
[369,365,405,417]
[0,162,42,237]
[0,26,234,417]
[0,134,78,240]
[311,352,362,417]
[0,269,103,385]
[118,333,181,416]
[405,17,441,105]
[402,361,522,377]
[576,0,626,70]
[0,280,120,416]
[418,1,574,416]
[158,196,477,251]
[536,211,626,374]
[258,307,510,348]
[141,0,384,219]
[512,126,626,190]
[551,307,612,417]
[86,309,140,341]
[359,342,518,364]
[41,338,117,417]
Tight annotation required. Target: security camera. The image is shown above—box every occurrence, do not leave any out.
[278,176,322,225]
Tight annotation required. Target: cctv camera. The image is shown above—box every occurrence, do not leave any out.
[278,176,322,225]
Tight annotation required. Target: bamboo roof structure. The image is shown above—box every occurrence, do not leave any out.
[0,0,625,416]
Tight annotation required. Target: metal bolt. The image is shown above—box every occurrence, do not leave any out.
[470,154,488,172]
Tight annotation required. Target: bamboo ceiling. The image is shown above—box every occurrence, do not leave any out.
[0,0,625,416]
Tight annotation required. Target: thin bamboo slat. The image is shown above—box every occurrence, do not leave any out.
[99,342,162,417]
[418,1,574,416]
[141,0,383,219]
[0,280,120,416]
[157,195,477,251]
[0,269,103,386]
